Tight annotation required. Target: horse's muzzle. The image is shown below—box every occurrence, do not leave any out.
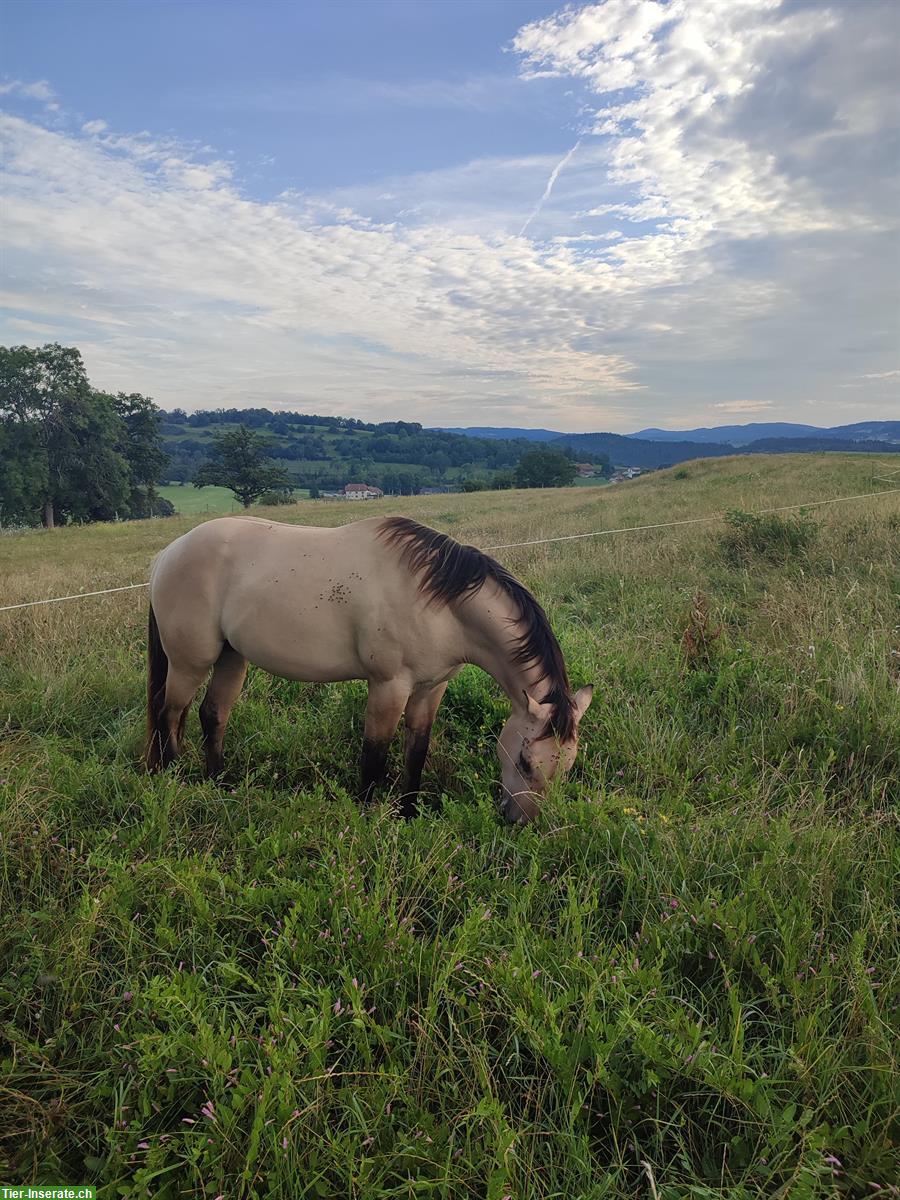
[499,788,538,825]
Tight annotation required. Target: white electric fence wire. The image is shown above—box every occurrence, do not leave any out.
[481,487,900,550]
[1,486,897,614]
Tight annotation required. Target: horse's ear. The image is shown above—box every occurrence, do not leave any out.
[522,690,547,720]
[573,684,594,723]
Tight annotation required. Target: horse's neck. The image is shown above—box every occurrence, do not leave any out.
[459,587,548,710]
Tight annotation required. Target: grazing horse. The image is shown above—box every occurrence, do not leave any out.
[146,515,593,823]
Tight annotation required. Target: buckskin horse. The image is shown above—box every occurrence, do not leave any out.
[145,515,593,823]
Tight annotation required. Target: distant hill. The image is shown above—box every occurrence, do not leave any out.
[434,426,564,442]
[157,409,900,494]
[436,419,900,465]
[553,429,899,465]
[629,420,900,445]
[741,436,900,455]
[630,422,821,444]
[824,421,900,443]
[549,431,735,468]
[158,408,535,494]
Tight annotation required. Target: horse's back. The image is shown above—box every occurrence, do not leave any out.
[149,516,430,683]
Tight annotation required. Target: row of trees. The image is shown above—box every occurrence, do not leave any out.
[0,343,606,525]
[0,344,169,527]
[461,448,582,491]
[195,432,583,505]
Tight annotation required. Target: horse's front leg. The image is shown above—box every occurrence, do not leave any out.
[359,680,410,808]
[401,682,449,819]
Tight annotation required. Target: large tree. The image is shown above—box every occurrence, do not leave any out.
[112,391,170,516]
[194,425,292,508]
[0,418,46,527]
[0,343,88,527]
[0,344,139,526]
[514,448,577,489]
[52,391,133,523]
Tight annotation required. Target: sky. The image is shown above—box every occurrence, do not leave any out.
[1,0,898,432]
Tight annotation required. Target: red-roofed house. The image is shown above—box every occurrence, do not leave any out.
[343,483,384,500]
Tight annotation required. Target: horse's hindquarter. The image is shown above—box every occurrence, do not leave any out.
[156,517,463,687]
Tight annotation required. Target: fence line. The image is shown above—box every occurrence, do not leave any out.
[1,485,898,614]
[481,486,900,550]
[0,581,150,613]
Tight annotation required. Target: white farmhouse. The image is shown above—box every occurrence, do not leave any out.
[343,483,384,500]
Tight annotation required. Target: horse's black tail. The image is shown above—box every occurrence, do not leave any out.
[145,603,169,770]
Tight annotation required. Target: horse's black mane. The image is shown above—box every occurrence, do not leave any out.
[378,516,576,741]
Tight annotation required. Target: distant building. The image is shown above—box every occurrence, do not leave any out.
[343,482,383,500]
[575,462,595,477]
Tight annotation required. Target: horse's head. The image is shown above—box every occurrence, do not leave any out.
[497,685,594,824]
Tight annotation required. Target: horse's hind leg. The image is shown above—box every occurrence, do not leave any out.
[200,645,248,778]
[155,663,210,769]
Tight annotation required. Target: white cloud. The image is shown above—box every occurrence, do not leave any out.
[0,79,58,109]
[712,400,774,413]
[0,112,642,424]
[513,0,882,250]
[507,0,899,424]
[0,0,898,430]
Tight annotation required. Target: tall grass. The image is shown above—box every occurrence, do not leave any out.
[1,455,898,1198]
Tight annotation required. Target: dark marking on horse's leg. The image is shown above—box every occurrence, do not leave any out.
[153,703,184,769]
[200,699,225,778]
[359,679,410,812]
[401,728,432,818]
[150,663,209,773]
[146,683,168,771]
[400,682,447,818]
[359,736,390,805]
[200,645,248,779]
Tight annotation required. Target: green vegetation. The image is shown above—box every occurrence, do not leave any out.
[0,344,169,528]
[515,447,578,489]
[1,454,897,1198]
[158,485,243,515]
[2,344,616,524]
[193,426,293,509]
[572,473,611,488]
[161,408,609,496]
[156,485,311,516]
[719,508,819,566]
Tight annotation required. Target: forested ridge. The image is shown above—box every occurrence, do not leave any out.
[4,342,894,529]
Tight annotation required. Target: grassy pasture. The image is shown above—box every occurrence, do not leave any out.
[158,485,241,516]
[0,454,898,1199]
[159,485,311,515]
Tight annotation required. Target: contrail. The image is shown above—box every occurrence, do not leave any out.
[519,138,581,237]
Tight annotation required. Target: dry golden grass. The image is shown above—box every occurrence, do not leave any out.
[3,452,897,688]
